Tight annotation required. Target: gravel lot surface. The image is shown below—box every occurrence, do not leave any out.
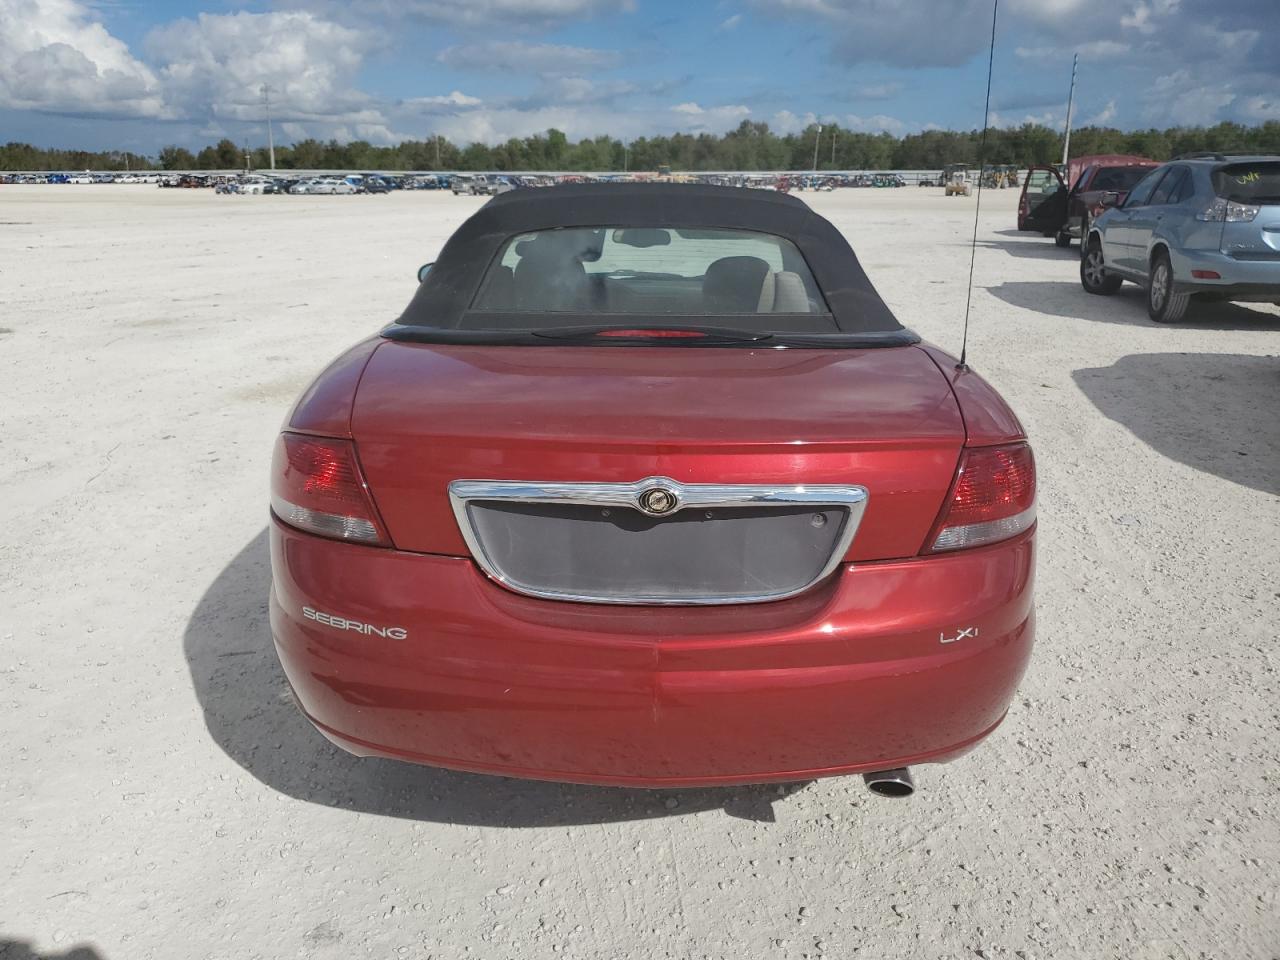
[3,184,1278,960]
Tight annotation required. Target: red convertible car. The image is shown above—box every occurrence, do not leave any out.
[269,184,1035,796]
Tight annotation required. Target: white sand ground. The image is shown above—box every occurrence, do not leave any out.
[2,184,1278,960]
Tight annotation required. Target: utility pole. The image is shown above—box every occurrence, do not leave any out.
[623,140,628,173]
[1061,53,1077,166]
[261,84,276,170]
[812,124,823,172]
[435,134,441,168]
[831,127,837,166]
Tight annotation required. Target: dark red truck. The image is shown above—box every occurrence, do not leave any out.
[1019,154,1159,247]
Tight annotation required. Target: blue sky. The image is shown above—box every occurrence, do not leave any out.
[1,0,1276,153]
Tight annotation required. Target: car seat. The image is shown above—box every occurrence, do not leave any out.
[702,256,771,312]
[511,237,589,311]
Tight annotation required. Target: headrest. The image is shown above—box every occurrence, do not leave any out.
[703,256,771,312]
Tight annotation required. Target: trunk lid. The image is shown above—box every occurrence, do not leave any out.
[1214,160,1280,260]
[352,342,964,563]
[1219,203,1280,259]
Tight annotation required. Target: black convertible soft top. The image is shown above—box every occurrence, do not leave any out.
[390,183,909,344]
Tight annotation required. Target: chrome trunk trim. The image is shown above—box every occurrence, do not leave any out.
[448,476,869,605]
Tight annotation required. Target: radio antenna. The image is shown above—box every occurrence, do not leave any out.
[958,0,999,371]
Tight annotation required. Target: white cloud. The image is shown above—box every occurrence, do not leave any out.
[986,107,1064,129]
[418,101,746,145]
[750,0,997,68]
[1004,0,1093,22]
[1021,109,1064,127]
[1120,2,1157,33]
[1086,99,1117,125]
[1190,23,1259,59]
[844,112,906,134]
[353,122,400,143]
[1015,40,1128,60]
[1239,93,1280,121]
[750,0,1274,130]
[1120,0,1181,33]
[0,0,167,118]
[769,109,814,134]
[347,0,634,28]
[510,75,649,108]
[1076,39,1130,59]
[4,0,1277,153]
[404,90,483,109]
[438,40,620,74]
[147,11,381,124]
[664,102,751,131]
[1144,68,1236,126]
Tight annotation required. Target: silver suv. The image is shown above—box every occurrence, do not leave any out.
[1080,155,1280,322]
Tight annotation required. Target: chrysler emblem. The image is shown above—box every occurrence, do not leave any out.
[637,485,679,516]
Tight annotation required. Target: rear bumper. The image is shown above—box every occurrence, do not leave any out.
[269,519,1035,787]
[1170,248,1280,298]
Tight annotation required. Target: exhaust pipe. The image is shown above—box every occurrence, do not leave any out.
[863,767,914,798]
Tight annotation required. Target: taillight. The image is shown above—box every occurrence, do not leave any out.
[271,432,390,546]
[925,443,1036,553]
[1196,198,1260,222]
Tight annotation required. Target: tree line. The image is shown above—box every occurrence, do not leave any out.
[3,120,1278,173]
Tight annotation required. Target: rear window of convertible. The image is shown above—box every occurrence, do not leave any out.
[469,227,830,325]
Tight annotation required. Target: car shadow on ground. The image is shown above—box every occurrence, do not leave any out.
[183,530,811,826]
[0,940,105,960]
[986,280,1280,331]
[973,234,1076,260]
[1073,352,1280,496]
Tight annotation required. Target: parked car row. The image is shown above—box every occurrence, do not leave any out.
[1,172,163,184]
[1016,152,1280,323]
[449,173,521,195]
[196,171,924,196]
[0,171,455,190]
[209,174,442,195]
[3,169,977,192]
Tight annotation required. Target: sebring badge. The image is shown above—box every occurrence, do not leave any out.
[303,606,407,640]
[637,485,679,516]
